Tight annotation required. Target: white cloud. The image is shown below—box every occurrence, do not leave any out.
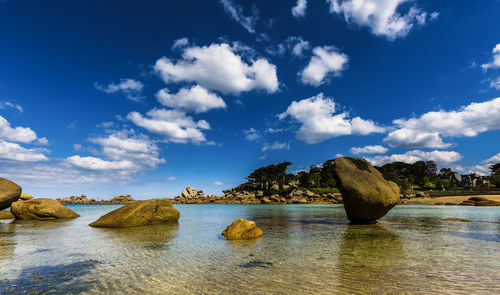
[292,0,307,18]
[155,43,278,95]
[286,36,310,57]
[219,0,258,33]
[327,0,436,40]
[243,128,260,141]
[0,115,38,143]
[67,156,136,171]
[300,46,348,86]
[128,109,210,144]
[35,137,49,146]
[0,140,48,162]
[95,78,144,101]
[490,76,500,89]
[384,97,500,148]
[467,152,500,175]
[481,44,500,71]
[156,85,226,113]
[430,12,439,21]
[262,141,289,152]
[68,130,165,173]
[266,128,285,133]
[279,93,385,144]
[0,101,23,112]
[350,145,388,155]
[172,37,189,49]
[213,181,224,186]
[366,150,462,167]
[166,176,177,181]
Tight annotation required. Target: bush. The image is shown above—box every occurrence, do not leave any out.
[310,187,340,194]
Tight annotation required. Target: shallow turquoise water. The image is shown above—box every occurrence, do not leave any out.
[1,204,499,294]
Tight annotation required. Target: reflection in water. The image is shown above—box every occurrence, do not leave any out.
[91,223,179,249]
[337,224,404,294]
[449,231,500,243]
[0,222,16,260]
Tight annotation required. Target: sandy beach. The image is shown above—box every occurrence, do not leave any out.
[406,195,500,205]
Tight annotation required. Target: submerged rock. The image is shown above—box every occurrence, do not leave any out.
[10,198,80,220]
[89,198,179,228]
[0,177,22,211]
[333,157,400,224]
[222,219,263,240]
[0,210,14,219]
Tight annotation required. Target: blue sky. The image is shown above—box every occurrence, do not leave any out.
[1,0,500,199]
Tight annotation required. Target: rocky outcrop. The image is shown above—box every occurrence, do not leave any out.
[0,210,14,219]
[171,186,342,204]
[57,194,135,204]
[89,199,179,228]
[459,197,500,206]
[10,198,80,220]
[333,157,400,224]
[0,177,22,211]
[222,219,263,240]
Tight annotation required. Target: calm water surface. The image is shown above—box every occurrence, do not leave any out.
[1,204,499,294]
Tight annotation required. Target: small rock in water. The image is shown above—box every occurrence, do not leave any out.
[222,219,263,240]
[238,260,273,268]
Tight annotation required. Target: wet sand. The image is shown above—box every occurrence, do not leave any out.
[406,195,500,205]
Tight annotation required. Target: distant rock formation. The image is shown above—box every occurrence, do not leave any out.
[333,157,400,224]
[10,198,80,220]
[459,197,500,206]
[57,194,135,204]
[171,186,341,204]
[0,177,21,211]
[222,219,263,240]
[89,199,179,228]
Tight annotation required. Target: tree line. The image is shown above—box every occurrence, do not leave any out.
[243,158,500,194]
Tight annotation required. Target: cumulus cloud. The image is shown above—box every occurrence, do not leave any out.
[279,93,385,144]
[219,0,258,33]
[327,0,437,40]
[384,97,500,148]
[68,130,165,173]
[350,145,388,155]
[243,128,260,141]
[155,43,278,95]
[128,109,210,144]
[481,44,500,71]
[213,181,224,186]
[94,78,144,101]
[0,140,48,162]
[262,141,289,152]
[467,152,500,175]
[156,85,226,113]
[292,0,307,18]
[300,46,348,86]
[366,150,463,167]
[0,115,38,143]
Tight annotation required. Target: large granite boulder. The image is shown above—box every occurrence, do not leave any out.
[222,219,263,240]
[10,198,80,220]
[0,210,14,219]
[333,157,400,224]
[89,199,179,228]
[0,177,22,211]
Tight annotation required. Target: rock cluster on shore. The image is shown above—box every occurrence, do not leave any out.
[171,186,342,204]
[458,197,500,206]
[57,194,135,204]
